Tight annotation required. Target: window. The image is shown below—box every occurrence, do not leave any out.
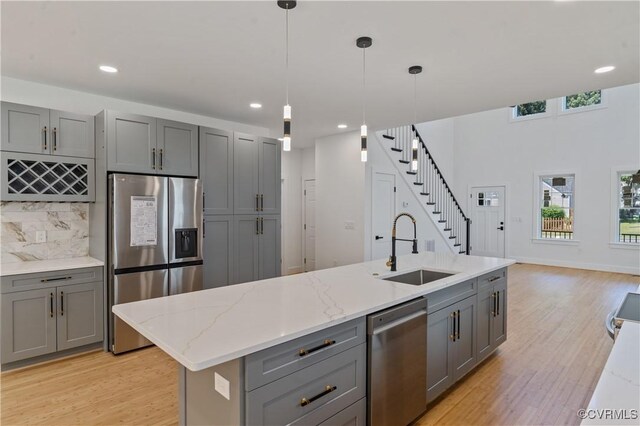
[538,174,575,240]
[617,171,640,243]
[562,90,602,111]
[513,100,547,118]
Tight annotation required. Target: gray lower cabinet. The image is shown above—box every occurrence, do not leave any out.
[157,119,198,177]
[477,271,508,363]
[200,127,233,215]
[203,215,234,288]
[1,267,104,365]
[319,398,366,426]
[233,133,260,215]
[1,102,94,158]
[233,215,281,284]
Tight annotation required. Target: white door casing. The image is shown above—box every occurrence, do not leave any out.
[372,172,396,260]
[470,186,506,258]
[303,179,316,272]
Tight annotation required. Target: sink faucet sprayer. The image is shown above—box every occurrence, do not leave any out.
[386,212,418,272]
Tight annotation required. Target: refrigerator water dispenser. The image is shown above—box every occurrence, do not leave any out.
[175,228,198,259]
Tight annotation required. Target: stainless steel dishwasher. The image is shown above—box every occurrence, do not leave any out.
[367,297,427,426]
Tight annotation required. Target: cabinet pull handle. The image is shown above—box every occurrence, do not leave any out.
[260,217,264,234]
[298,339,336,357]
[457,309,460,340]
[159,148,164,170]
[300,385,337,407]
[496,291,500,316]
[50,292,54,318]
[450,312,456,341]
[60,291,64,316]
[202,218,206,238]
[491,292,496,317]
[488,276,501,282]
[152,148,156,169]
[260,194,264,211]
[255,194,259,211]
[43,126,48,151]
[202,192,205,211]
[40,276,72,283]
[256,217,260,235]
[53,127,57,151]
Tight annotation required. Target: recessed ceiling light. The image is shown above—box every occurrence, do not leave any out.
[99,65,118,73]
[337,124,348,129]
[594,65,615,74]
[250,103,262,109]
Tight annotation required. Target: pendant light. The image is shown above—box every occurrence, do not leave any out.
[278,1,296,151]
[357,36,372,162]
[409,65,422,171]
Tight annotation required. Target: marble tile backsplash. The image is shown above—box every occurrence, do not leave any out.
[0,202,89,263]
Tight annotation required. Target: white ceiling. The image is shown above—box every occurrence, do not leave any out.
[2,1,638,147]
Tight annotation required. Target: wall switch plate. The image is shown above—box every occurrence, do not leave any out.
[214,372,230,400]
[402,201,409,208]
[425,239,436,252]
[344,221,355,230]
[36,230,47,243]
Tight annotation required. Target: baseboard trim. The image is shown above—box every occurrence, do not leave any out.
[512,256,640,275]
[286,266,304,275]
[1,342,103,372]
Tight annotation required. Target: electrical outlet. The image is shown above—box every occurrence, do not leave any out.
[36,230,47,243]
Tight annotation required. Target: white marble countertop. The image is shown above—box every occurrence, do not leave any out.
[582,286,640,425]
[0,256,104,277]
[113,252,514,371]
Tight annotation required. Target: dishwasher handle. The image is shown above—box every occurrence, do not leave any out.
[372,309,427,335]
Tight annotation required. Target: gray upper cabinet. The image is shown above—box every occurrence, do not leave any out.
[203,215,234,288]
[1,102,94,158]
[1,102,50,154]
[258,137,281,215]
[49,109,94,158]
[1,288,57,363]
[157,119,198,177]
[233,133,260,215]
[200,127,233,215]
[233,215,260,284]
[106,111,157,174]
[259,215,281,280]
[56,281,104,351]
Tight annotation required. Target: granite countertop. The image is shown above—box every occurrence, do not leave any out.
[582,285,640,425]
[0,256,104,277]
[113,252,514,371]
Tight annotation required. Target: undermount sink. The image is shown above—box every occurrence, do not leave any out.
[383,269,454,286]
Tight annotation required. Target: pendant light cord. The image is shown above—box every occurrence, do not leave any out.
[362,47,366,124]
[285,7,289,105]
[414,73,417,124]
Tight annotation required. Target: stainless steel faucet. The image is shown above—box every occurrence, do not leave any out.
[386,212,418,271]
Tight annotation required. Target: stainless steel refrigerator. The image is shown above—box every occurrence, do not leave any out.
[108,173,203,354]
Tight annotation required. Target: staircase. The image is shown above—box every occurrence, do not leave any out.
[378,125,471,255]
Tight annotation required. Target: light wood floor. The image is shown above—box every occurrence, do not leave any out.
[1,264,638,426]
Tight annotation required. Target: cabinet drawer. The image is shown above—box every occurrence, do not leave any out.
[246,344,366,426]
[1,267,103,294]
[427,279,476,313]
[477,268,507,291]
[245,318,365,391]
[318,398,366,426]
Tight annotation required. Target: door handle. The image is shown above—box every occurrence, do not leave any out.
[491,292,496,317]
[152,148,156,169]
[450,311,457,341]
[260,194,264,211]
[457,309,460,340]
[260,217,264,234]
[256,194,259,212]
[497,226,504,231]
[375,235,383,240]
[159,149,164,170]
[202,218,206,238]
[50,292,54,318]
[256,217,260,235]
[53,127,57,151]
[43,126,48,151]
[496,291,500,316]
[60,291,64,316]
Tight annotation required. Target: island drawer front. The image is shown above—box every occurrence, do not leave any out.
[318,397,366,426]
[245,317,365,391]
[477,268,507,291]
[245,343,366,426]
[0,267,103,294]
[427,279,476,314]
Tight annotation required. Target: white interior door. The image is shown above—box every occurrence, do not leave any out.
[303,180,316,272]
[372,172,396,260]
[470,186,506,258]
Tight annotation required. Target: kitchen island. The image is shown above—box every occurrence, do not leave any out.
[113,252,514,425]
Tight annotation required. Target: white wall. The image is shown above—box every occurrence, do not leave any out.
[418,83,640,274]
[364,132,452,261]
[415,119,455,184]
[315,131,365,269]
[0,77,269,135]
